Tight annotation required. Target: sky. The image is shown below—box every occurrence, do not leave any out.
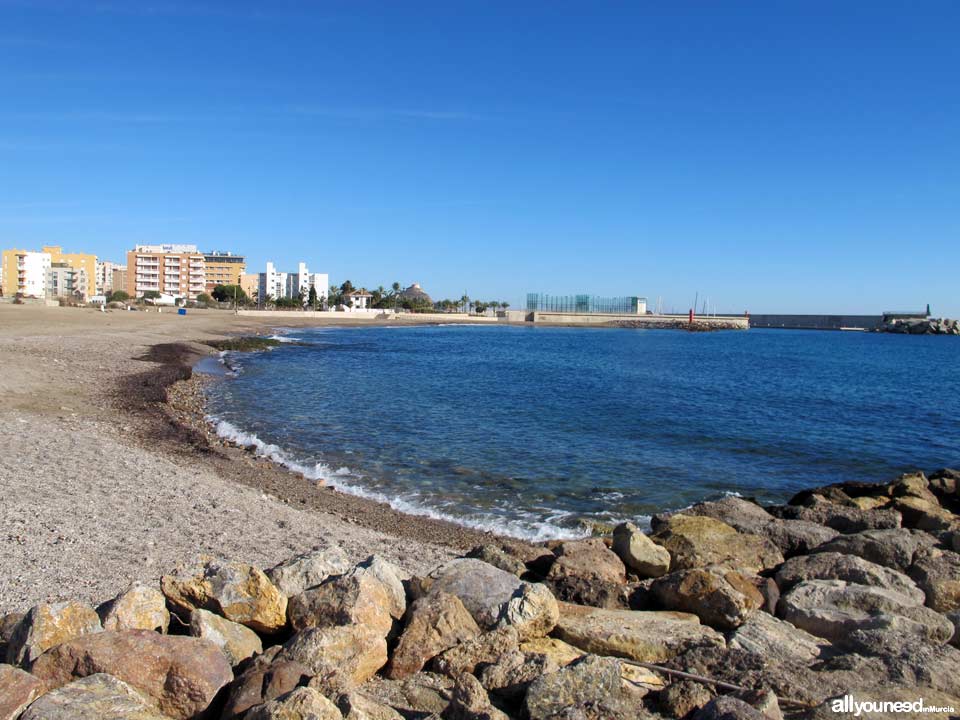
[1,1,958,314]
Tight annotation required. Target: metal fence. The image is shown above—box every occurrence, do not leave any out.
[526,293,646,314]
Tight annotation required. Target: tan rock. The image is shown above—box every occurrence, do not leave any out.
[387,592,481,680]
[728,610,827,665]
[6,601,102,667]
[658,679,712,718]
[279,625,387,690]
[650,515,783,573]
[895,496,956,533]
[29,630,232,720]
[353,674,454,718]
[246,687,343,720]
[266,546,351,598]
[433,626,520,677]
[288,563,398,637]
[190,608,263,666]
[612,522,671,578]
[908,547,960,613]
[97,583,170,633]
[651,567,763,630]
[850,496,891,511]
[553,601,725,663]
[447,673,509,720]
[162,559,288,634]
[0,663,44,720]
[336,691,405,720]
[525,655,645,720]
[19,673,169,720]
[519,637,584,666]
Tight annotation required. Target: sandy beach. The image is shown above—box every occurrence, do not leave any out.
[0,304,524,612]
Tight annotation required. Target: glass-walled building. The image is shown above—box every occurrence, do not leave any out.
[526,293,647,315]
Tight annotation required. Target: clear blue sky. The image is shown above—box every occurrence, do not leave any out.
[1,1,958,314]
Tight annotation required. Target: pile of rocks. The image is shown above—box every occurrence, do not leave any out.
[3,469,960,719]
[880,317,960,335]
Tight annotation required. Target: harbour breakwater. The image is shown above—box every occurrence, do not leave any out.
[880,317,960,335]
[2,469,960,719]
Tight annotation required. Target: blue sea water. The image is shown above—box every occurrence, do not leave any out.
[203,326,960,540]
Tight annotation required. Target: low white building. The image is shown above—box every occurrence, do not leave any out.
[344,289,373,309]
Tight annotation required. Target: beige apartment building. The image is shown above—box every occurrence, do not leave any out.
[126,244,206,299]
[239,272,259,299]
[42,246,97,300]
[204,252,246,292]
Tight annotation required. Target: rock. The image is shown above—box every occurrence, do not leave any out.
[650,515,783,574]
[358,673,454,718]
[651,567,764,631]
[889,473,938,504]
[246,687,343,720]
[278,625,387,690]
[849,496,890,511]
[894,496,956,533]
[387,592,481,680]
[553,601,725,663]
[425,559,558,639]
[544,538,628,608]
[751,576,779,615]
[740,690,782,720]
[352,556,407,622]
[28,630,232,720]
[519,637,584,667]
[266,546,351,597]
[337,691,405,720]
[759,521,840,558]
[221,647,312,719]
[777,579,953,644]
[775,496,901,533]
[693,696,769,720]
[433,627,520,677]
[189,608,263,666]
[907,547,960,613]
[97,583,170,633]
[0,613,24,661]
[18,673,170,720]
[161,559,288,634]
[446,673,509,720]
[525,655,645,720]
[288,563,400,637]
[0,663,44,720]
[6,601,102,667]
[774,552,925,603]
[477,650,558,702]
[465,546,527,577]
[812,528,937,571]
[658,680,713,718]
[802,686,960,720]
[728,611,828,665]
[612,522,671,577]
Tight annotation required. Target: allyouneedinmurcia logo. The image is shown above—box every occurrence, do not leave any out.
[831,695,956,717]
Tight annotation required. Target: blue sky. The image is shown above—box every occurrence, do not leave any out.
[1,1,957,314]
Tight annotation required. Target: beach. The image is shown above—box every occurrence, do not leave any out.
[0,304,524,611]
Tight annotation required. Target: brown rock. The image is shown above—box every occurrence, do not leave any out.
[0,663,44,720]
[545,538,628,608]
[279,625,387,690]
[29,630,232,720]
[161,559,287,634]
[19,673,170,720]
[433,626,520,678]
[651,567,764,630]
[336,691,405,720]
[813,528,936,571]
[651,515,783,574]
[245,687,343,720]
[97,583,170,633]
[189,608,263,666]
[776,496,902,533]
[221,647,311,719]
[6,601,102,667]
[894,496,956,533]
[908,546,960,613]
[0,613,25,661]
[465,545,527,577]
[519,637,584,667]
[477,650,558,702]
[387,592,481,680]
[659,680,713,719]
[356,673,454,718]
[525,655,647,720]
[265,546,352,598]
[612,523,671,578]
[446,673,509,720]
[775,552,925,603]
[889,472,938,504]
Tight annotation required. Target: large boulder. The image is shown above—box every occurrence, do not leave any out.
[6,601,102,667]
[774,552,925,603]
[894,496,956,533]
[658,679,713,719]
[525,655,649,720]
[336,691,405,720]
[424,559,558,640]
[889,472,939,504]
[278,625,387,691]
[97,583,170,633]
[220,646,312,719]
[519,637,584,667]
[0,663,44,720]
[433,627,520,678]
[189,608,263,666]
[357,673,454,718]
[465,545,527,577]
[29,630,232,720]
[477,650,560,702]
[650,515,783,574]
[287,560,404,637]
[387,592,481,680]
[775,496,901,532]
[650,567,764,631]
[265,546,351,597]
[246,687,343,720]
[552,601,725,663]
[777,579,953,644]
[446,672,509,720]
[543,538,628,608]
[18,673,170,720]
[812,528,937,571]
[612,523,671,578]
[908,547,960,613]
[0,613,24,661]
[161,559,288,634]
[728,611,828,665]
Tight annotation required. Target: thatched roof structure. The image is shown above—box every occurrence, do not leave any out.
[398,283,433,304]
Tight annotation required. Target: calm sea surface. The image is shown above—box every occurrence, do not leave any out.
[203,326,960,539]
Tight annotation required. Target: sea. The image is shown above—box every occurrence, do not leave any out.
[202,325,960,540]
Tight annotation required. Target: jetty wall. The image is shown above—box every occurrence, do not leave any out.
[532,311,749,329]
[749,314,882,331]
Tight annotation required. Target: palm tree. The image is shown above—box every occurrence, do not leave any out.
[460,294,470,314]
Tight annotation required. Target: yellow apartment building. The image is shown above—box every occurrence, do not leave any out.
[42,246,97,300]
[204,252,246,292]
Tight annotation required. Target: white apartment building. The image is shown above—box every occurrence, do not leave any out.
[258,262,288,302]
[5,250,51,298]
[259,261,328,304]
[95,260,123,295]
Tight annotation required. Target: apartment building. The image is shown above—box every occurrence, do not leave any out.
[126,244,206,299]
[47,262,88,300]
[258,260,328,303]
[111,266,128,295]
[1,249,51,297]
[239,272,259,299]
[257,262,287,302]
[95,260,126,295]
[204,252,246,292]
[42,246,97,300]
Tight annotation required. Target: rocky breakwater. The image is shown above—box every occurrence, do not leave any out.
[3,470,960,719]
[880,317,960,335]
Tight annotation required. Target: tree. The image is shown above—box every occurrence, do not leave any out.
[328,284,342,306]
[107,290,129,303]
[196,293,213,305]
[460,294,470,313]
[474,301,487,315]
[142,290,161,301]
[308,285,318,308]
[500,301,510,310]
[212,284,247,304]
